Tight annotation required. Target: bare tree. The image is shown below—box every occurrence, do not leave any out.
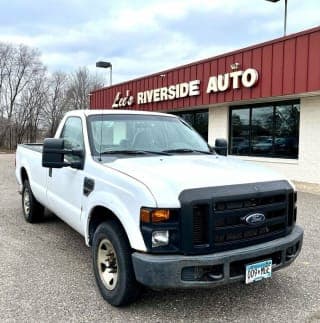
[42,72,68,137]
[0,43,12,147]
[14,70,47,143]
[0,43,104,149]
[41,69,103,138]
[0,43,45,149]
[0,43,11,106]
[66,67,103,110]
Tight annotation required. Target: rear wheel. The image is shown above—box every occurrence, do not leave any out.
[92,220,141,306]
[22,179,45,223]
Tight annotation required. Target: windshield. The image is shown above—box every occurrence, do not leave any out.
[87,114,210,156]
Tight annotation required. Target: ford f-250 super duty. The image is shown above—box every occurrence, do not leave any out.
[15,109,303,306]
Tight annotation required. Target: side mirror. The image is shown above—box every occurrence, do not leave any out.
[214,138,228,156]
[42,138,84,169]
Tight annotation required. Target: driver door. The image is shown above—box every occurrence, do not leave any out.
[47,116,85,233]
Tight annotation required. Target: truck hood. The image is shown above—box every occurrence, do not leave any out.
[104,155,286,207]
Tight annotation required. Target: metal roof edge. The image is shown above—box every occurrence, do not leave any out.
[90,25,320,94]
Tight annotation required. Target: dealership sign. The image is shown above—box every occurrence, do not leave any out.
[112,67,258,108]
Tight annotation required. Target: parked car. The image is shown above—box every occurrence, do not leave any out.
[252,136,273,154]
[231,137,250,154]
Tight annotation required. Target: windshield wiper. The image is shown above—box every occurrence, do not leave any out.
[100,150,170,156]
[162,148,213,154]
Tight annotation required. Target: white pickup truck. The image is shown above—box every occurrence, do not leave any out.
[15,109,303,306]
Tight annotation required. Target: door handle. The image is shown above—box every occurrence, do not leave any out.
[83,177,95,196]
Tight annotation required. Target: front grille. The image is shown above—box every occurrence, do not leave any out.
[212,193,288,250]
[186,181,295,254]
[215,194,286,212]
[193,205,209,245]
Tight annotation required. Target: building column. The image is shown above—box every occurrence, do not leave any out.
[208,105,229,146]
[296,96,320,183]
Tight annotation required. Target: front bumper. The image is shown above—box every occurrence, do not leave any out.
[132,225,303,288]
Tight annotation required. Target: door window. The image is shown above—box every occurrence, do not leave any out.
[60,117,84,162]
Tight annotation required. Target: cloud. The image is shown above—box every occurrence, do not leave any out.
[0,0,319,84]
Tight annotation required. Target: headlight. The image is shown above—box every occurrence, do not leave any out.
[140,207,179,252]
[152,230,169,247]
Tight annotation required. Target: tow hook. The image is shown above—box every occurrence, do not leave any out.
[207,273,224,281]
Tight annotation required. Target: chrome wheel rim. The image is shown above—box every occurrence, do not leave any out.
[97,238,118,290]
[23,188,30,216]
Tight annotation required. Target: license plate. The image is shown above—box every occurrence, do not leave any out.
[245,259,272,284]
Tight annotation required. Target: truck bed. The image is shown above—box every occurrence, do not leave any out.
[20,144,43,153]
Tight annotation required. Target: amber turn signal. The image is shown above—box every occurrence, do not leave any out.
[140,209,151,223]
[140,208,171,223]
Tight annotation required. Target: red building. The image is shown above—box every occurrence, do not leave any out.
[90,26,320,184]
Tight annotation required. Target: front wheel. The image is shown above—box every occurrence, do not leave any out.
[22,179,45,223]
[92,220,141,306]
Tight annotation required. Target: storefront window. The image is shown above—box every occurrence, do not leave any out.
[230,109,250,155]
[251,106,274,156]
[172,110,208,141]
[230,101,300,159]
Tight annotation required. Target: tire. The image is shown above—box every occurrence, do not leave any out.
[92,220,141,306]
[22,179,45,223]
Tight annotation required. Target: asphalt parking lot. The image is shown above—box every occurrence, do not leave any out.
[0,154,319,323]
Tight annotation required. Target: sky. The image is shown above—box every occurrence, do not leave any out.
[0,0,319,85]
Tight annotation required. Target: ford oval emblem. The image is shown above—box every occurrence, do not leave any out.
[243,213,266,226]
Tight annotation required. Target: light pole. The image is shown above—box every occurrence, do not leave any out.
[96,61,112,86]
[265,0,288,36]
